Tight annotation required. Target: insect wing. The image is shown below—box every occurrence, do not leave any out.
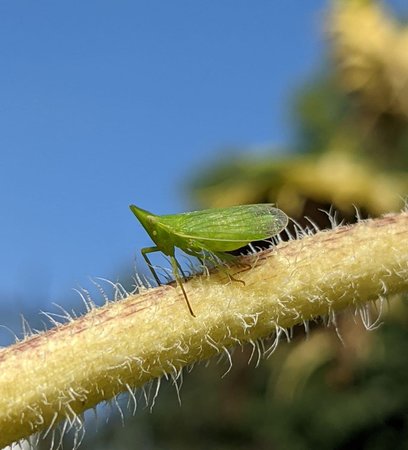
[160,204,288,242]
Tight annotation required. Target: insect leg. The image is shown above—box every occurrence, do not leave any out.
[141,247,162,285]
[213,252,246,286]
[175,258,187,280]
[182,248,206,272]
[170,256,196,317]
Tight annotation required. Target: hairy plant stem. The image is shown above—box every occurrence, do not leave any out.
[0,213,407,446]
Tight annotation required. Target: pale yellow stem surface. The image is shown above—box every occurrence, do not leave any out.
[1,213,407,446]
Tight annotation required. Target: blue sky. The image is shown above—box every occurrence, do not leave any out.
[6,0,403,334]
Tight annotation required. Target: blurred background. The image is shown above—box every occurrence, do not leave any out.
[2,0,408,449]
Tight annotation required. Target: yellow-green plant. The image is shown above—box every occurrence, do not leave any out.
[1,212,407,447]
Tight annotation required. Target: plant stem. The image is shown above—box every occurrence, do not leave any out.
[1,212,407,446]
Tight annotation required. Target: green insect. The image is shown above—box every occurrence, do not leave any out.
[130,203,288,317]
